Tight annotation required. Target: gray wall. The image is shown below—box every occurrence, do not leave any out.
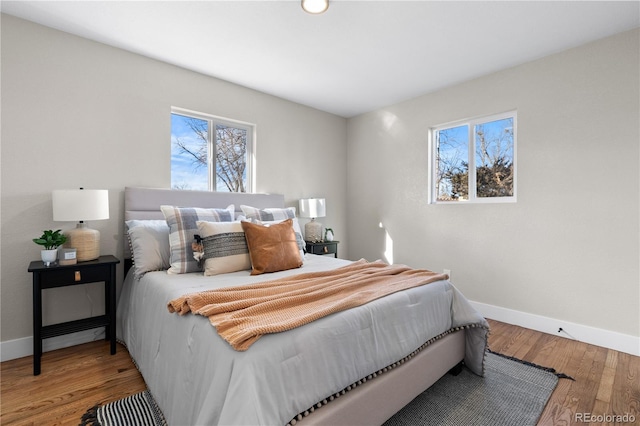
[2,14,638,351]
[347,29,639,337]
[1,15,347,344]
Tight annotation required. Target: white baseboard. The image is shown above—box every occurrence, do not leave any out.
[471,300,640,356]
[2,303,638,362]
[0,329,105,362]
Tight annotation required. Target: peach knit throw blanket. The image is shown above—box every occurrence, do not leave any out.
[167,259,449,351]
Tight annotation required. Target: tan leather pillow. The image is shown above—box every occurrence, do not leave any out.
[241,219,303,275]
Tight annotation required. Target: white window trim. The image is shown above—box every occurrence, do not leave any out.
[430,111,517,204]
[171,107,255,193]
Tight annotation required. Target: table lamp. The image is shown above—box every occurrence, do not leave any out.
[52,188,109,262]
[302,0,329,14]
[299,198,326,242]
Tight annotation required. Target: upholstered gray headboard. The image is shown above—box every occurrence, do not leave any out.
[123,186,285,263]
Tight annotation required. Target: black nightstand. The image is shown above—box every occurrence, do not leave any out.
[305,241,339,258]
[28,255,120,375]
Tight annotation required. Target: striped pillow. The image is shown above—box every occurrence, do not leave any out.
[240,205,296,222]
[197,221,251,276]
[161,205,234,274]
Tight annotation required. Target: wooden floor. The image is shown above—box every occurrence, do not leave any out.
[1,319,638,425]
[488,320,639,425]
[1,341,146,426]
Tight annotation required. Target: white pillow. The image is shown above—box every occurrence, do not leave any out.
[197,221,251,276]
[125,220,170,278]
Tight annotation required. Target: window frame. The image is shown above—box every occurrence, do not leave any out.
[171,107,255,193]
[430,111,517,204]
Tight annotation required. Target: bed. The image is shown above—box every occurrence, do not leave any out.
[117,186,489,426]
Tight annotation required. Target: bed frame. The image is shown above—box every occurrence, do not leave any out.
[123,186,466,426]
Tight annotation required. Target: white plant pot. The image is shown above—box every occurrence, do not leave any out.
[325,230,334,242]
[41,249,58,266]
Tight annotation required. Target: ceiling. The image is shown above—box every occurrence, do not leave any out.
[2,1,639,118]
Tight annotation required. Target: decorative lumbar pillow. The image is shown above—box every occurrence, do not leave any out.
[241,218,303,275]
[125,220,171,278]
[196,221,251,276]
[240,205,305,256]
[161,205,234,274]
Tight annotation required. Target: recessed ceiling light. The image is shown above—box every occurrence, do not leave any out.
[302,0,329,14]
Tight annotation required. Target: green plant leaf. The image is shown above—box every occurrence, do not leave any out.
[33,229,67,249]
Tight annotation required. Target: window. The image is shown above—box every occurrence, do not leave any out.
[171,108,254,192]
[431,111,516,203]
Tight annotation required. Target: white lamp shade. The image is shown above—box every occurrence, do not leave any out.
[299,198,326,219]
[301,0,329,14]
[52,189,109,222]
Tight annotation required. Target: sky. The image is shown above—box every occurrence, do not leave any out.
[171,113,209,191]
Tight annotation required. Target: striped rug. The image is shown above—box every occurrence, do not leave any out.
[80,390,166,426]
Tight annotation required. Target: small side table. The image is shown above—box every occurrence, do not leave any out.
[28,255,120,375]
[305,241,340,258]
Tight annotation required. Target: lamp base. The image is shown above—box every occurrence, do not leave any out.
[304,219,323,242]
[65,223,100,262]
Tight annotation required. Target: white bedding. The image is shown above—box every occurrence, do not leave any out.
[117,254,488,426]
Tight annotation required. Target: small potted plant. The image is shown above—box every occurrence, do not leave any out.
[33,229,67,266]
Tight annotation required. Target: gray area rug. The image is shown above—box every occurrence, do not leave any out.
[81,352,565,426]
[383,351,562,426]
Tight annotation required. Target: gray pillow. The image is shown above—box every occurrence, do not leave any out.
[126,220,170,279]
